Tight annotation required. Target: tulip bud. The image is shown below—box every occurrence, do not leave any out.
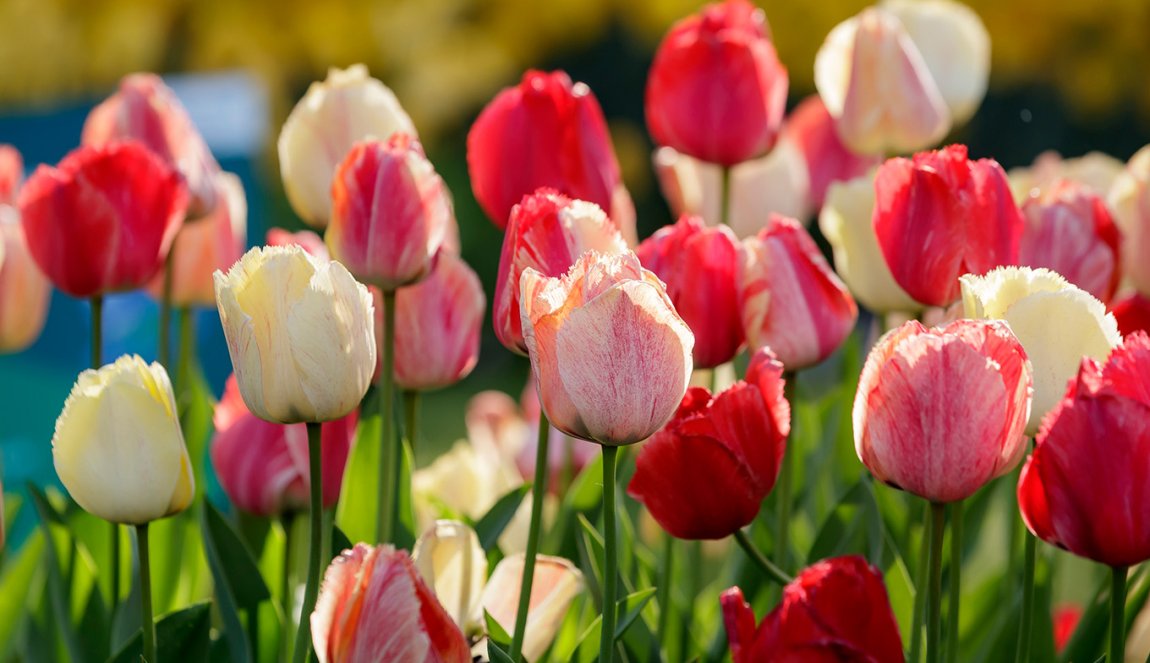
[819,173,919,314]
[326,134,451,291]
[146,172,247,307]
[494,191,627,354]
[210,376,356,517]
[311,544,471,663]
[82,73,221,218]
[520,250,694,446]
[738,215,858,370]
[874,144,1023,307]
[1010,150,1125,204]
[1018,332,1150,567]
[637,215,743,368]
[278,64,417,228]
[1019,180,1121,303]
[467,70,631,237]
[854,319,1032,503]
[412,520,487,633]
[19,142,188,298]
[0,206,51,352]
[628,348,790,539]
[645,0,788,167]
[52,355,194,524]
[1109,146,1150,297]
[214,245,376,424]
[0,144,23,205]
[479,553,583,662]
[722,556,904,663]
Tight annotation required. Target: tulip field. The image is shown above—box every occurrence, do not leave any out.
[4,0,1150,662]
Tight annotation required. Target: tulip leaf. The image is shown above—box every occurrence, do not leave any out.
[487,639,515,663]
[808,479,874,562]
[28,483,90,663]
[336,388,382,544]
[572,588,657,663]
[108,601,212,663]
[0,531,45,660]
[202,500,270,663]
[396,439,417,550]
[471,484,529,552]
[485,608,512,647]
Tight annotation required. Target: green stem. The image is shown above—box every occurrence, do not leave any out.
[91,296,103,368]
[509,413,551,662]
[291,423,324,663]
[718,166,732,227]
[927,502,946,663]
[91,296,121,620]
[280,514,295,662]
[733,529,792,585]
[681,540,701,659]
[136,524,155,663]
[321,508,334,571]
[377,290,397,544]
[247,606,259,663]
[1016,516,1037,662]
[599,445,619,663]
[910,501,929,662]
[404,390,420,456]
[656,534,674,650]
[159,235,176,369]
[1112,566,1128,663]
[777,372,797,569]
[947,500,963,663]
[175,307,194,396]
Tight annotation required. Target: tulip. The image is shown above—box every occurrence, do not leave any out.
[310,543,471,663]
[214,245,376,424]
[479,553,582,662]
[82,73,221,218]
[52,355,194,524]
[494,190,627,354]
[721,556,904,663]
[738,215,858,370]
[19,142,188,298]
[1053,604,1082,655]
[278,64,417,228]
[267,227,328,257]
[961,266,1120,435]
[1018,331,1150,568]
[1109,146,1150,296]
[210,375,356,517]
[520,250,694,446]
[873,144,1023,307]
[783,95,881,210]
[1009,150,1124,203]
[628,348,789,539]
[0,144,22,205]
[0,206,51,352]
[1110,292,1150,337]
[390,252,484,391]
[146,172,247,307]
[326,134,451,291]
[854,319,1031,503]
[1019,180,1121,303]
[467,70,632,238]
[645,0,788,167]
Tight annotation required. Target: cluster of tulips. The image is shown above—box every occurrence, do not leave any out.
[4,0,1150,661]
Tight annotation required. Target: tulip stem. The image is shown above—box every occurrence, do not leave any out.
[777,372,797,569]
[159,236,176,369]
[280,514,295,662]
[733,529,792,585]
[910,501,929,663]
[176,307,194,396]
[656,533,674,650]
[927,502,946,663]
[600,445,619,663]
[509,413,551,663]
[1016,520,1037,662]
[719,166,732,227]
[91,296,103,368]
[135,523,156,663]
[1112,566,1128,663]
[377,290,397,544]
[947,500,963,663]
[292,422,324,663]
[91,295,121,619]
[404,390,420,454]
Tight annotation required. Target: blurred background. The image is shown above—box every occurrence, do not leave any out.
[1,0,1149,535]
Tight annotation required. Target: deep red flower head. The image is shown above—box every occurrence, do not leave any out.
[874,144,1023,307]
[646,0,788,167]
[1110,292,1150,337]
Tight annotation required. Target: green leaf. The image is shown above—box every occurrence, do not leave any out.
[336,388,381,544]
[332,524,353,557]
[202,500,271,663]
[28,483,88,663]
[108,602,212,663]
[572,588,658,663]
[486,609,512,647]
[0,531,45,660]
[487,639,515,663]
[395,439,417,550]
[471,484,529,552]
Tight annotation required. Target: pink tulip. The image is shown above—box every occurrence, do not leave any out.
[0,145,22,205]
[0,206,50,352]
[267,227,328,258]
[738,215,858,370]
[781,95,880,210]
[854,319,1032,503]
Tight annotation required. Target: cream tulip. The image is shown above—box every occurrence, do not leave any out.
[960,266,1121,435]
[52,355,194,524]
[413,520,487,635]
[214,245,376,424]
[1109,146,1150,296]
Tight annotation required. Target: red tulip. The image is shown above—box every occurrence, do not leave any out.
[781,96,880,211]
[19,142,188,298]
[722,556,904,663]
[874,144,1023,307]
[210,375,356,517]
[628,348,789,539]
[0,145,22,205]
[0,207,51,352]
[738,215,858,370]
[493,190,626,354]
[855,319,1032,503]
[1110,292,1150,337]
[1018,332,1150,567]
[82,73,220,218]
[1053,603,1082,654]
[311,544,470,663]
[327,134,451,290]
[467,70,630,235]
[1019,179,1121,303]
[645,0,788,167]
[637,215,742,368]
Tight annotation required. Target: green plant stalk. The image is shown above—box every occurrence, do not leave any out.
[600,445,619,663]
[719,166,732,227]
[404,390,420,455]
[656,533,674,651]
[1112,566,1128,663]
[927,502,946,663]
[280,514,295,662]
[159,234,177,369]
[910,501,929,662]
[733,529,793,585]
[291,423,324,663]
[92,295,121,619]
[1016,517,1037,662]
[176,307,194,396]
[378,290,397,544]
[947,500,964,663]
[509,414,551,662]
[136,523,156,663]
[777,372,797,568]
[247,606,259,663]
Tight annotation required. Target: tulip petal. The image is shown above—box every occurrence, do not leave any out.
[412,520,487,631]
[481,554,583,662]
